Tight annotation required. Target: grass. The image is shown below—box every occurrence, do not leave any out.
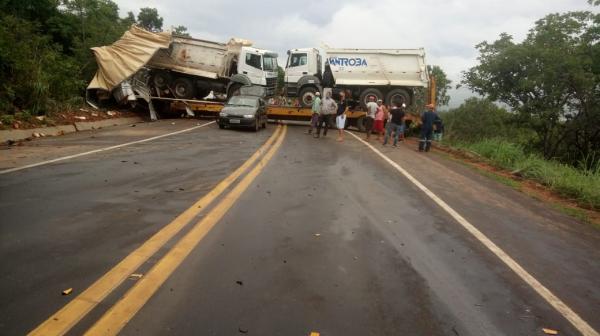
[449,139,600,211]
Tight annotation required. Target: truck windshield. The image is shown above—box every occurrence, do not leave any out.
[226,96,258,107]
[263,56,277,71]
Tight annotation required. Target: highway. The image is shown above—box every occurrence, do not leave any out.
[1,119,598,336]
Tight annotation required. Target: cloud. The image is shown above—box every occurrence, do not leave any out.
[113,0,594,107]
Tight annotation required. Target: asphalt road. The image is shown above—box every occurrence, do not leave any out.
[0,119,598,336]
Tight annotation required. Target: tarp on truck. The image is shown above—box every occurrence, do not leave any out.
[87,25,171,91]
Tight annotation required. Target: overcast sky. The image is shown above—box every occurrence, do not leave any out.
[114,0,595,108]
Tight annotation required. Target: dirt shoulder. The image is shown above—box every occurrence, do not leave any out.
[0,107,139,131]
[428,140,600,228]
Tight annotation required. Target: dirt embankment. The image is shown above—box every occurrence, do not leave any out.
[1,108,139,131]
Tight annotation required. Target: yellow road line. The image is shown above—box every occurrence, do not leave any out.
[346,130,599,336]
[28,125,282,336]
[85,125,287,336]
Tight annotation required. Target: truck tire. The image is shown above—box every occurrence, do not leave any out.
[386,88,411,106]
[173,78,195,99]
[359,88,384,109]
[299,86,318,108]
[355,116,367,132]
[152,71,172,90]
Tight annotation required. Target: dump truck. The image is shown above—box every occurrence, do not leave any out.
[284,47,429,108]
[86,26,278,109]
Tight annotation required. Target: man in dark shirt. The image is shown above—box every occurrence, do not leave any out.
[383,104,405,146]
[419,104,436,152]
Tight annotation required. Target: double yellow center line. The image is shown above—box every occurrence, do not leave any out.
[29,125,287,336]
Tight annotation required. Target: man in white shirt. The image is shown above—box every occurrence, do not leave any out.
[365,96,378,140]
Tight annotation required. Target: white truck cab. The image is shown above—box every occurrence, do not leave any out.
[284,48,322,105]
[237,47,278,96]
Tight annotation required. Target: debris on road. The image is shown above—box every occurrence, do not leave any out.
[542,328,558,335]
[129,273,143,279]
[62,288,73,295]
[238,327,249,333]
[314,233,321,237]
[74,116,87,120]
[236,280,243,286]
[106,111,117,116]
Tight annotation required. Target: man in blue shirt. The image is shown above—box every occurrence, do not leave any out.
[419,103,436,152]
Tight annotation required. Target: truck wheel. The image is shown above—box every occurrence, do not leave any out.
[386,88,411,106]
[152,71,172,89]
[299,86,318,108]
[355,116,367,132]
[173,78,195,99]
[359,88,384,109]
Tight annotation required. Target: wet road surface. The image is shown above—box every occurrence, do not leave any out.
[0,120,598,336]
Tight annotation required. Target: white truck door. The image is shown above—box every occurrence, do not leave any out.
[240,50,266,86]
[285,52,308,84]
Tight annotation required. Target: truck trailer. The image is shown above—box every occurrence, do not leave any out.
[86,26,278,109]
[284,47,429,108]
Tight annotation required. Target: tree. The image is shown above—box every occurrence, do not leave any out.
[122,11,136,26]
[137,7,163,32]
[428,65,452,107]
[462,11,600,168]
[173,25,190,37]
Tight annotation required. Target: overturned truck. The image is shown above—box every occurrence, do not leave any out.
[87,25,278,112]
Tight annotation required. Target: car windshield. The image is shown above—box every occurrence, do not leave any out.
[226,96,258,107]
[263,56,277,71]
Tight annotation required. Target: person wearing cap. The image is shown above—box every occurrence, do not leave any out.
[307,91,321,135]
[315,90,337,138]
[419,103,437,152]
[364,96,378,140]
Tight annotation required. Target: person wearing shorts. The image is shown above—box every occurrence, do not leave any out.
[336,92,348,142]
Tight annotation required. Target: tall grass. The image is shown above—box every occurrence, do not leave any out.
[454,139,600,210]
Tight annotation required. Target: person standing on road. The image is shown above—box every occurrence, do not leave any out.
[336,91,348,142]
[307,91,321,135]
[365,96,378,140]
[374,99,385,141]
[383,103,405,147]
[419,103,436,152]
[433,114,444,141]
[315,91,337,138]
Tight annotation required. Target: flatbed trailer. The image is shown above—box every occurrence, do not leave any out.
[165,99,419,131]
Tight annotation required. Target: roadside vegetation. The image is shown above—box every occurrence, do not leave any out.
[0,1,176,127]
[440,2,599,211]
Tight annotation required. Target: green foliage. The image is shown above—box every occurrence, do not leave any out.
[462,11,600,168]
[137,7,163,32]
[0,0,145,116]
[276,66,285,95]
[428,65,452,106]
[0,14,84,115]
[173,25,191,37]
[457,139,600,210]
[441,98,532,143]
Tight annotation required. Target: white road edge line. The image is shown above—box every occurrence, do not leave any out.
[346,130,599,336]
[0,121,215,175]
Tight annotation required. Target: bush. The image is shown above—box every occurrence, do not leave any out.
[457,139,600,210]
